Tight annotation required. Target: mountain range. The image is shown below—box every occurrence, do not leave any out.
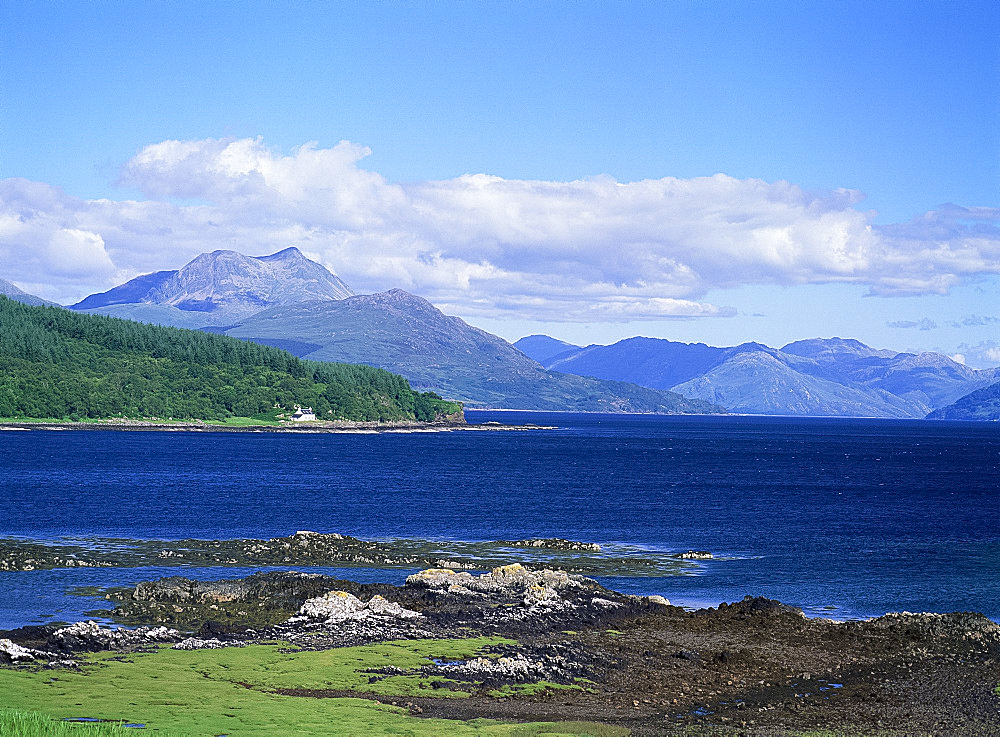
[5,247,996,418]
[515,335,1000,418]
[59,249,718,414]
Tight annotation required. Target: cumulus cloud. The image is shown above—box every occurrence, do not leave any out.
[2,137,1000,317]
[953,341,1000,369]
[887,318,938,331]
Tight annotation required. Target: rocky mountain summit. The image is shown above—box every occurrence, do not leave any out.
[72,247,353,325]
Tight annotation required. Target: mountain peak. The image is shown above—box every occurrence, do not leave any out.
[782,337,897,360]
[513,334,582,364]
[258,246,305,262]
[72,248,353,320]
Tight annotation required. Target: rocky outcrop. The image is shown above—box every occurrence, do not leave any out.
[48,621,180,652]
[406,564,582,607]
[108,571,375,629]
[500,539,602,552]
[858,611,1000,641]
[0,638,36,663]
[173,637,235,650]
[289,591,422,624]
[703,596,805,620]
[0,540,116,571]
[677,550,713,560]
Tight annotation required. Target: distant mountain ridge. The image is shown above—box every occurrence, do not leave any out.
[72,247,352,325]
[514,335,582,364]
[0,279,55,307]
[216,290,721,414]
[515,334,999,418]
[68,247,995,417]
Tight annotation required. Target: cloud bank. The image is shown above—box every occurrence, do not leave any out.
[2,137,999,319]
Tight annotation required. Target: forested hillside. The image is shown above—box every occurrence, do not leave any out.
[926,381,1000,421]
[0,297,460,422]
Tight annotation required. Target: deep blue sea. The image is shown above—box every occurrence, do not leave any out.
[1,412,998,629]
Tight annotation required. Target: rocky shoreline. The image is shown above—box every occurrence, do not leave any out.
[0,418,551,434]
[2,560,999,735]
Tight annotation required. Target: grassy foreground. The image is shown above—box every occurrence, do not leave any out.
[0,639,626,737]
[0,709,174,736]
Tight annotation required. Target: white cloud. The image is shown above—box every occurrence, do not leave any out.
[950,353,966,365]
[953,340,1000,369]
[2,137,1000,318]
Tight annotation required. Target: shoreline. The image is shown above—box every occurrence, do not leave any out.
[0,419,554,434]
[3,563,999,736]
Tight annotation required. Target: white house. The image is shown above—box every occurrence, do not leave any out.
[290,406,317,422]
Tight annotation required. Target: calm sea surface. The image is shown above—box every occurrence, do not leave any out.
[1,412,998,628]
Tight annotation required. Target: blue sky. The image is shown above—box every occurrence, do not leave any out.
[2,0,998,364]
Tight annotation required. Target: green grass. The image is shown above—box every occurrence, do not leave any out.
[202,416,282,427]
[487,682,584,699]
[0,709,186,736]
[0,640,627,737]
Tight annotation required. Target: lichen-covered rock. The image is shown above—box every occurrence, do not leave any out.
[646,594,670,606]
[0,638,35,663]
[441,655,537,679]
[407,563,584,610]
[48,621,181,652]
[173,637,234,650]
[289,591,421,624]
[406,568,475,588]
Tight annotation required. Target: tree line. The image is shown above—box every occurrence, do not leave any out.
[0,296,461,422]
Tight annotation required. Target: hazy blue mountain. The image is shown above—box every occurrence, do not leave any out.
[517,333,994,417]
[0,278,56,307]
[542,336,729,388]
[669,349,923,418]
[219,290,723,414]
[72,269,178,310]
[783,338,998,409]
[72,247,352,326]
[781,337,898,361]
[846,352,998,409]
[513,334,581,364]
[927,381,1000,421]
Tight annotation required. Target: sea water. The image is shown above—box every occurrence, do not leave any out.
[0,412,997,628]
